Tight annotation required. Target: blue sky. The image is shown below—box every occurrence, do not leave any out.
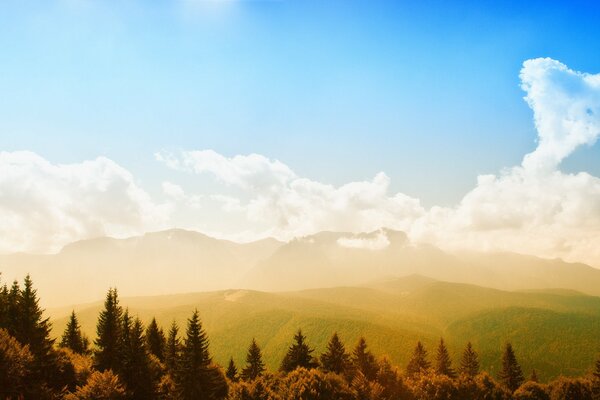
[1,0,600,206]
[0,0,598,207]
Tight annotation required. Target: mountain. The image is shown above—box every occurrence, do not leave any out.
[243,228,600,295]
[0,229,282,307]
[48,275,600,381]
[2,227,600,307]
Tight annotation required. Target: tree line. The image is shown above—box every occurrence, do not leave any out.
[1,275,600,399]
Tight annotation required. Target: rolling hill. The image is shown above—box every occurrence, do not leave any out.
[48,275,600,381]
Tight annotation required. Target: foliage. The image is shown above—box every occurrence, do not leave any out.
[60,311,90,355]
[435,338,456,378]
[0,327,34,399]
[460,342,480,377]
[176,309,228,400]
[406,341,430,377]
[513,381,550,400]
[280,330,318,373]
[548,376,593,400]
[241,338,266,381]
[64,370,127,400]
[227,357,239,382]
[95,288,123,372]
[146,317,166,362]
[319,332,349,375]
[498,342,525,392]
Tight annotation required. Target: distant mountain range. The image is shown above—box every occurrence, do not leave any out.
[1,228,600,307]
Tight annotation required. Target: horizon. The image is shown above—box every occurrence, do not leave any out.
[2,2,600,398]
[1,1,600,270]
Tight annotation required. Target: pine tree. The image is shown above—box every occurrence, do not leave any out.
[17,275,73,396]
[498,342,524,392]
[176,309,225,400]
[226,357,238,382]
[146,317,166,362]
[5,281,20,337]
[320,332,350,375]
[530,369,538,382]
[459,342,480,377]
[435,338,456,378]
[351,337,379,380]
[165,321,181,373]
[120,317,155,400]
[279,329,318,372]
[95,288,123,372]
[60,311,90,354]
[406,341,431,377]
[241,338,265,381]
[0,279,8,329]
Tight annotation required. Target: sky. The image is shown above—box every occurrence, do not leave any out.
[1,1,600,266]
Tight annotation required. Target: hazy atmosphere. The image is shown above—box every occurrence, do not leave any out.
[2,2,600,400]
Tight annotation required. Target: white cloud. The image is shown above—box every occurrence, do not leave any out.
[520,58,600,172]
[158,58,600,267]
[0,151,170,253]
[337,230,391,250]
[4,58,600,268]
[411,58,600,266]
[157,150,425,240]
[162,181,186,199]
[155,149,296,190]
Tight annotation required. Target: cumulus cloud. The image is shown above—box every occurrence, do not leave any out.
[520,58,600,172]
[411,58,600,265]
[0,151,170,253]
[158,58,600,267]
[4,58,600,268]
[157,150,425,240]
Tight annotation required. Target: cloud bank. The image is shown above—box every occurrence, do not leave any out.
[1,58,599,267]
[0,152,169,253]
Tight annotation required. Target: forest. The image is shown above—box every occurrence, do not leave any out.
[1,275,600,400]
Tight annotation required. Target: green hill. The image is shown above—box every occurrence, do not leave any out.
[48,276,600,381]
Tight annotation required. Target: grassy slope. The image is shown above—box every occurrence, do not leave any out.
[48,277,600,381]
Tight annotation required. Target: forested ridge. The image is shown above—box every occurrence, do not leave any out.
[1,276,600,400]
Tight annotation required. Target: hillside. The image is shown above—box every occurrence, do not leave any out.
[48,276,600,381]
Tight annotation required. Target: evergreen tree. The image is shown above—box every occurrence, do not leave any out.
[435,338,456,378]
[0,280,8,329]
[530,369,538,383]
[146,317,166,362]
[320,332,350,375]
[176,309,225,400]
[165,321,180,373]
[5,281,20,337]
[498,342,524,392]
[241,338,265,381]
[95,288,123,372]
[279,329,318,372]
[120,317,155,400]
[226,357,238,382]
[459,342,480,377]
[406,341,431,377]
[351,337,379,380]
[60,311,90,354]
[16,275,74,396]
